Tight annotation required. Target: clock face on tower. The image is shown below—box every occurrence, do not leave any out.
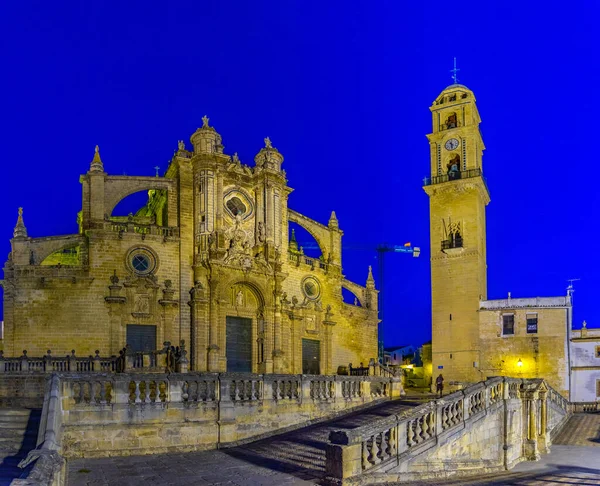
[444,138,459,151]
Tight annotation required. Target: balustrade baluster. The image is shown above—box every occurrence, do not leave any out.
[362,440,370,470]
[134,381,141,403]
[390,427,397,455]
[99,382,106,405]
[371,434,381,464]
[407,420,415,446]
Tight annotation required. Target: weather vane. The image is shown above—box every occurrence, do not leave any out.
[450,57,460,84]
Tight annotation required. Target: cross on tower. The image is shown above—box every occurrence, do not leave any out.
[450,57,460,84]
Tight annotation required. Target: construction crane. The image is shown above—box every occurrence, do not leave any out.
[296,239,421,362]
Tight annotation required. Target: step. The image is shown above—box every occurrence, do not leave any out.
[0,409,33,417]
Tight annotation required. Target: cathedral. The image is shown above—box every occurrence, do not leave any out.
[0,117,379,374]
[424,83,572,397]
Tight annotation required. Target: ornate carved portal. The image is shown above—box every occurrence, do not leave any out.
[222,283,266,373]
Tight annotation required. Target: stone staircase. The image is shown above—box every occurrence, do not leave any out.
[0,408,41,485]
[222,399,422,480]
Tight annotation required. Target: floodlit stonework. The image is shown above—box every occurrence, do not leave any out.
[424,84,573,397]
[0,120,378,374]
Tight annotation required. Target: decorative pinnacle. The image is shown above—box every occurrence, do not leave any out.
[90,145,104,173]
[264,137,272,149]
[450,57,460,85]
[328,211,339,229]
[582,320,587,329]
[366,265,375,288]
[289,228,298,251]
[13,207,28,239]
[154,166,160,177]
[202,115,210,128]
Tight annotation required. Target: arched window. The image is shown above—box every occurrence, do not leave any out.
[445,112,457,129]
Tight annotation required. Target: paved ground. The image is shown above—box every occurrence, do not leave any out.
[67,410,600,486]
[553,413,600,446]
[67,399,422,486]
[411,445,600,485]
[410,413,600,486]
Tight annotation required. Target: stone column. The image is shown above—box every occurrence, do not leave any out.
[538,391,549,453]
[523,390,540,461]
[208,280,220,372]
[323,320,336,375]
[528,399,536,441]
[272,284,284,373]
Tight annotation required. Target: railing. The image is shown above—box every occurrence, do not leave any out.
[572,402,599,413]
[287,251,329,271]
[424,168,486,187]
[325,377,569,483]
[0,347,188,374]
[441,236,463,250]
[105,220,179,238]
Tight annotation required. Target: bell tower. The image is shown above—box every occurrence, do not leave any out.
[423,83,490,386]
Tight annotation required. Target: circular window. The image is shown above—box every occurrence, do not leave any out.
[302,276,321,300]
[126,247,158,276]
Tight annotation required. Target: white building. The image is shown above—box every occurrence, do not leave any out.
[570,321,600,402]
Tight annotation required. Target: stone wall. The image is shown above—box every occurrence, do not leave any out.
[0,373,46,408]
[43,372,401,459]
[479,306,570,397]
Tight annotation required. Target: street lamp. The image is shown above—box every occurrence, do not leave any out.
[517,358,523,368]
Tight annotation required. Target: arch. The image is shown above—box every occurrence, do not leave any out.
[217,277,268,310]
[444,112,457,129]
[111,190,152,217]
[287,210,330,259]
[40,243,81,266]
[104,177,176,217]
[342,280,365,307]
[342,287,362,307]
[28,235,86,266]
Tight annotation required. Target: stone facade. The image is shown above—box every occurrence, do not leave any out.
[479,297,571,397]
[570,322,600,402]
[423,84,573,397]
[0,120,378,374]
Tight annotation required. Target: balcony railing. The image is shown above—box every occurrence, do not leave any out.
[441,236,463,251]
[424,168,486,187]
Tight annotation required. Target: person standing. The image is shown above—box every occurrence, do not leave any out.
[436,374,444,397]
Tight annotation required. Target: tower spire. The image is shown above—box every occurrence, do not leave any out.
[90,145,104,173]
[450,57,460,85]
[13,207,28,239]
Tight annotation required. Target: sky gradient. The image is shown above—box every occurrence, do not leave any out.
[1,1,598,348]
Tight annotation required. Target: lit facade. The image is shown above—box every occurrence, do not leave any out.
[0,118,378,374]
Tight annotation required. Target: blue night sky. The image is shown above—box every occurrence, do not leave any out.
[0,2,598,348]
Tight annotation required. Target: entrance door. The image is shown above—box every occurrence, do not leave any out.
[226,316,252,372]
[126,325,157,352]
[302,339,321,375]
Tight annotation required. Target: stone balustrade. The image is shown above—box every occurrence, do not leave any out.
[105,220,179,239]
[10,371,403,462]
[0,346,188,374]
[325,377,571,485]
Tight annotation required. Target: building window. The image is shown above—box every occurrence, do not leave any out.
[526,315,538,334]
[126,247,158,276]
[597,379,600,398]
[502,314,515,335]
[595,346,600,358]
